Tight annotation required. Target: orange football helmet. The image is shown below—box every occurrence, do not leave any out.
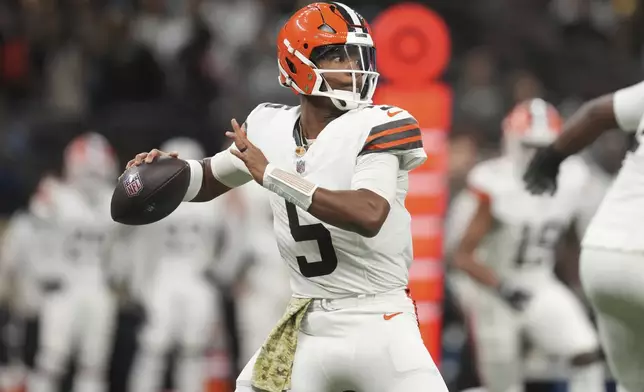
[277,2,379,110]
[64,132,118,185]
[502,98,562,168]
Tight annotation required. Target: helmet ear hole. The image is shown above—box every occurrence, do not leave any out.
[286,58,297,74]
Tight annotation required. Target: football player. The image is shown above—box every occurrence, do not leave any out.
[125,2,447,392]
[225,182,292,367]
[28,133,123,392]
[128,137,223,392]
[452,99,603,392]
[523,81,644,392]
[0,175,62,390]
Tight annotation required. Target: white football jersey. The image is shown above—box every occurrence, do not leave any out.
[243,103,426,298]
[467,156,589,284]
[229,182,278,265]
[45,182,121,285]
[582,151,644,250]
[0,211,56,314]
[1,212,35,294]
[574,161,614,236]
[582,80,644,250]
[134,201,220,273]
[233,182,290,300]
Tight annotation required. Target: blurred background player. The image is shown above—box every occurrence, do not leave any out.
[523,80,644,392]
[128,137,223,392]
[224,182,291,368]
[0,174,64,391]
[451,99,603,392]
[444,111,628,392]
[28,133,123,392]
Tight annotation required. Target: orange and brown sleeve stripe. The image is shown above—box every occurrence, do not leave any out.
[360,117,423,155]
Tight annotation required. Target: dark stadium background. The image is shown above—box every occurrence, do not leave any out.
[0,0,640,391]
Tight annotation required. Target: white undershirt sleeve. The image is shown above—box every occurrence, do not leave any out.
[613,81,644,132]
[350,153,399,206]
[209,144,253,188]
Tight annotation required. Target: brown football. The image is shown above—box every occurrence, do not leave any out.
[110,157,190,225]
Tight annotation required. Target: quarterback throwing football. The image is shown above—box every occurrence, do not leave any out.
[126,2,447,392]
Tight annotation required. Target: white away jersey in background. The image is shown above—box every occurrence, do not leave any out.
[128,201,221,295]
[240,102,426,298]
[0,211,57,315]
[467,156,589,284]
[139,202,219,270]
[43,183,121,285]
[582,80,644,251]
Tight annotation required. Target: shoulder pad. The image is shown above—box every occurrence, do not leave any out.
[357,105,425,170]
[467,159,504,196]
[243,103,298,136]
[259,103,296,111]
[28,177,61,220]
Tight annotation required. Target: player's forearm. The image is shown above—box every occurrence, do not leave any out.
[552,95,617,157]
[261,164,389,237]
[192,158,232,202]
[453,252,501,289]
[188,148,256,202]
[307,188,389,238]
[183,158,233,202]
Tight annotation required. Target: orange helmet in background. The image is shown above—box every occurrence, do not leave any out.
[63,132,118,192]
[502,98,563,169]
[29,174,60,220]
[276,2,379,110]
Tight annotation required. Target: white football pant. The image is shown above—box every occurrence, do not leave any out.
[580,247,644,392]
[468,277,602,392]
[129,267,218,392]
[29,283,116,392]
[235,289,448,392]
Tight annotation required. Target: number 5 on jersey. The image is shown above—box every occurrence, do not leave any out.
[285,201,338,278]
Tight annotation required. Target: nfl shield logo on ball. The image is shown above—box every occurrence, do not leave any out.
[124,172,143,197]
[296,160,305,174]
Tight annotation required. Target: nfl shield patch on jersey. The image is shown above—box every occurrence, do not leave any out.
[123,172,143,197]
[296,160,306,174]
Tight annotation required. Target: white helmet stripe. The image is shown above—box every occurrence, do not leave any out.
[529,98,549,138]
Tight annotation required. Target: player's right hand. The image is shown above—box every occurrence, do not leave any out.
[497,281,532,311]
[522,145,565,196]
[125,149,179,169]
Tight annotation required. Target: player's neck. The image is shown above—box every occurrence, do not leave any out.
[299,98,344,139]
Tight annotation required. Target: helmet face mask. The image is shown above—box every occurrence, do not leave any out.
[277,2,379,111]
[310,44,378,108]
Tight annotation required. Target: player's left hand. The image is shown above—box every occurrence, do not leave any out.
[226,118,269,185]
